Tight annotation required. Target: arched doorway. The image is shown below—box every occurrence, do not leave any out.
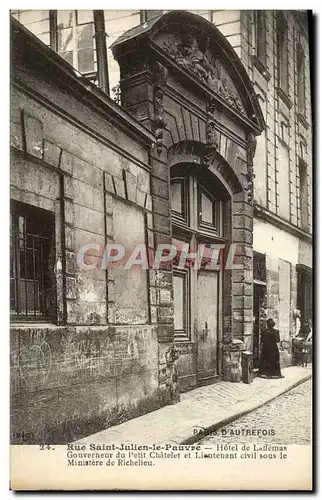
[112,9,265,396]
[170,158,232,389]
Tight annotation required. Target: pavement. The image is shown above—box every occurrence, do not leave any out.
[75,364,312,446]
[199,379,312,445]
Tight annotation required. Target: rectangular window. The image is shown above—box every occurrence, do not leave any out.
[171,178,188,225]
[173,269,189,339]
[201,192,214,224]
[277,142,290,220]
[57,10,97,78]
[253,251,266,283]
[253,11,267,65]
[198,187,220,234]
[280,120,289,146]
[10,200,56,321]
[299,159,309,231]
[276,12,289,94]
[297,43,306,115]
[171,180,184,216]
[11,10,98,82]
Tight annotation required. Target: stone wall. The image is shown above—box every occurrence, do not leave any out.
[10,324,159,443]
[10,26,177,443]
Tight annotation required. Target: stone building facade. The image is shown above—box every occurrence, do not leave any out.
[10,10,312,443]
[218,10,313,367]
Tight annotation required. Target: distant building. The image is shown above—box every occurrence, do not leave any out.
[10,10,312,443]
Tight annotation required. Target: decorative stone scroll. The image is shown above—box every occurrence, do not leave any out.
[245,132,257,202]
[153,62,168,154]
[204,99,219,167]
[162,31,246,116]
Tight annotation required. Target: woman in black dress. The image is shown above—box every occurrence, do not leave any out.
[259,318,284,379]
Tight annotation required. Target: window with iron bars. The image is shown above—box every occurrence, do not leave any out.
[10,200,56,322]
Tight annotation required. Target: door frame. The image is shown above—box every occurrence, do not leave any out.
[170,164,231,389]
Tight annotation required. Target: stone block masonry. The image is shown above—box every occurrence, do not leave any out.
[10,23,174,444]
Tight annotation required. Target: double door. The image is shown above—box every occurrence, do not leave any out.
[171,173,224,389]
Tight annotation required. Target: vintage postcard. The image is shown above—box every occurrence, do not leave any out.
[10,8,313,490]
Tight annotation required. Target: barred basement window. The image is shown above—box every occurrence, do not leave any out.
[10,200,56,321]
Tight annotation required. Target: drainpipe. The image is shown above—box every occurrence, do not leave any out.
[93,10,110,95]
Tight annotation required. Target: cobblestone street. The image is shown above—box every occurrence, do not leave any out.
[76,366,311,446]
[200,379,312,446]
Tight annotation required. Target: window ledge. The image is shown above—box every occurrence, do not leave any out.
[277,137,290,150]
[254,203,312,242]
[10,322,60,329]
[276,87,293,109]
[297,112,310,130]
[251,55,271,81]
[174,339,194,346]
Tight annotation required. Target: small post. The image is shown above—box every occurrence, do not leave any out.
[242,351,254,384]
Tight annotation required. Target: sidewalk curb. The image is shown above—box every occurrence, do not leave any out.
[181,373,312,445]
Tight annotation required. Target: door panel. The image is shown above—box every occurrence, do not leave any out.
[197,271,218,383]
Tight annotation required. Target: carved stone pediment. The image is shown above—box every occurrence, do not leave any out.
[112,11,265,134]
[155,28,246,116]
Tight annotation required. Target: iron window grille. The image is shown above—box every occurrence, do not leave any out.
[10,200,56,322]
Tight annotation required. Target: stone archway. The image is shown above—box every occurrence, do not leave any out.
[112,10,264,394]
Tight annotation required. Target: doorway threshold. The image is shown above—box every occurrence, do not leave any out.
[197,374,221,387]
